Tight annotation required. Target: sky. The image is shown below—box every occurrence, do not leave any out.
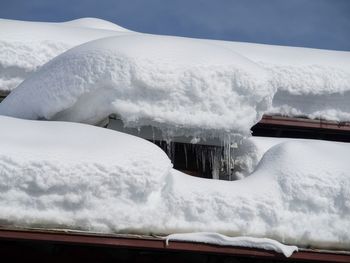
[0,0,349,51]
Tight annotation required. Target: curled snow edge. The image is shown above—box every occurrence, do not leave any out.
[0,34,272,138]
[164,232,298,257]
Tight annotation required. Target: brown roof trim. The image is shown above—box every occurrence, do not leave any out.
[0,228,349,262]
[260,115,350,132]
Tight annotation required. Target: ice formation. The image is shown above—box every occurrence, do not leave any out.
[0,18,130,92]
[0,116,349,254]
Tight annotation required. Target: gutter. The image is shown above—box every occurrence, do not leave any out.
[0,228,349,262]
[259,115,350,132]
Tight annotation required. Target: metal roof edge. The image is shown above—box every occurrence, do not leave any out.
[0,228,349,262]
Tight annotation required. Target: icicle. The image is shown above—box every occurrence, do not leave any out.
[171,141,175,163]
[221,135,230,176]
[160,128,176,164]
[214,133,243,180]
[165,139,175,163]
[201,150,206,172]
[211,148,221,180]
[194,145,200,170]
[151,126,155,143]
[153,125,244,180]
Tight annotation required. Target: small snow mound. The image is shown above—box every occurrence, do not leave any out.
[165,232,298,257]
[233,136,300,179]
[62,18,130,32]
[256,140,349,175]
[0,34,272,138]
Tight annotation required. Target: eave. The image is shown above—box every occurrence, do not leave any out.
[0,228,349,262]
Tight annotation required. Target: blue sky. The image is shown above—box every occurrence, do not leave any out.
[1,0,349,51]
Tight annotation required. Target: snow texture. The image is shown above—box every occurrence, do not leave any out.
[1,18,350,140]
[0,116,349,252]
[1,18,350,137]
[0,18,130,92]
[0,116,172,231]
[165,232,298,257]
[1,18,350,253]
[212,40,350,121]
[0,34,272,138]
[233,136,305,179]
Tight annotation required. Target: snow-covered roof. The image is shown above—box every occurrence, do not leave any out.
[0,33,272,138]
[1,18,350,138]
[212,40,350,121]
[0,18,131,92]
[0,116,349,255]
[1,18,350,256]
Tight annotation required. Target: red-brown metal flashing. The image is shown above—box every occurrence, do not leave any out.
[260,115,350,132]
[0,228,349,262]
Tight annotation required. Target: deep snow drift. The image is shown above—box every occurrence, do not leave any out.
[0,116,349,253]
[1,18,350,181]
[2,18,350,135]
[213,40,350,121]
[0,116,172,231]
[0,34,272,138]
[1,17,350,255]
[0,18,130,92]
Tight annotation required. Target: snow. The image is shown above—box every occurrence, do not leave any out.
[233,136,304,179]
[165,232,298,257]
[162,141,350,251]
[0,116,172,231]
[61,17,130,31]
[0,34,272,138]
[1,19,350,140]
[1,116,349,254]
[2,18,350,129]
[1,18,350,254]
[0,18,131,92]
[212,40,350,121]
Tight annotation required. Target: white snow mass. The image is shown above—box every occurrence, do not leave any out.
[1,18,350,139]
[233,136,307,179]
[0,116,349,253]
[165,232,298,257]
[0,34,272,138]
[1,18,350,255]
[212,40,350,121]
[0,18,130,92]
